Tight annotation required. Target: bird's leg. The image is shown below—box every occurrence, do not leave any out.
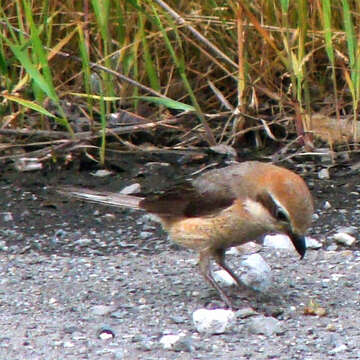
[212,248,245,289]
[198,251,234,309]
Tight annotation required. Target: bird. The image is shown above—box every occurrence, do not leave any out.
[58,161,314,308]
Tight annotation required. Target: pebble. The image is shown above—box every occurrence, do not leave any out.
[234,242,262,255]
[160,333,194,352]
[318,168,330,179]
[236,307,258,319]
[305,237,322,249]
[192,308,235,334]
[120,183,141,195]
[91,169,113,177]
[90,305,115,316]
[240,253,272,292]
[2,212,13,222]
[97,326,116,339]
[333,232,356,246]
[74,238,92,246]
[139,231,152,239]
[336,226,357,235]
[213,270,236,287]
[248,316,284,336]
[329,344,348,354]
[324,201,332,209]
[263,234,295,251]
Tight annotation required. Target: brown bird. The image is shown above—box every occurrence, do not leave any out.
[58,161,314,308]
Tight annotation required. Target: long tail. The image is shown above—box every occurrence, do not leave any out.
[57,186,144,209]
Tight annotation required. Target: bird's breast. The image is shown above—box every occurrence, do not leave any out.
[163,199,277,251]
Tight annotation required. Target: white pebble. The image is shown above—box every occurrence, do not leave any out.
[329,344,347,354]
[213,270,236,287]
[324,201,332,209]
[91,169,112,177]
[120,183,141,195]
[2,212,13,222]
[192,308,235,334]
[263,234,295,251]
[333,232,356,246]
[305,237,322,249]
[160,334,182,350]
[318,168,330,179]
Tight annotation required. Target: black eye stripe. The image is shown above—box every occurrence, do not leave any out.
[275,207,288,221]
[257,192,289,222]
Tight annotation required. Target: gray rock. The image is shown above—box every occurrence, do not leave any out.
[139,231,152,239]
[248,316,284,336]
[236,307,258,319]
[240,253,272,292]
[90,305,115,316]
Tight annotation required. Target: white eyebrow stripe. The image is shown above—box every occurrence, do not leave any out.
[268,192,290,218]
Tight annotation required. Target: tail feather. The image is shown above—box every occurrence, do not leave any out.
[57,186,143,209]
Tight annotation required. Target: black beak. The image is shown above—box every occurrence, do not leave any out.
[289,233,306,259]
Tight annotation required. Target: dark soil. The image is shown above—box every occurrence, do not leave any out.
[0,156,359,359]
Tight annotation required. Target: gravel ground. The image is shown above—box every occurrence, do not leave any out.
[1,162,360,359]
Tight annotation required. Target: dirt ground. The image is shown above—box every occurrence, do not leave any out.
[0,156,360,359]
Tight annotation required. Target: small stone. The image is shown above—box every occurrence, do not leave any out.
[210,144,237,157]
[192,308,235,334]
[0,240,8,251]
[263,234,295,251]
[160,333,193,352]
[226,247,240,255]
[213,270,236,287]
[336,226,357,235]
[333,232,356,246]
[97,326,115,339]
[326,323,336,332]
[305,237,322,249]
[248,316,284,336]
[91,169,113,177]
[120,183,141,195]
[312,213,320,221]
[326,244,338,251]
[170,315,186,324]
[63,341,74,348]
[14,158,43,171]
[324,201,332,209]
[242,253,271,273]
[329,344,347,354]
[103,213,115,219]
[318,168,330,179]
[236,307,258,319]
[91,305,115,316]
[2,212,13,222]
[240,254,272,292]
[74,238,92,246]
[139,231,152,240]
[235,242,262,255]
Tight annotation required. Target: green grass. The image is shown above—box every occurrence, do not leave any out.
[1,0,360,154]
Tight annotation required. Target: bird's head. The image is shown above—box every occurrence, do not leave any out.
[257,168,314,258]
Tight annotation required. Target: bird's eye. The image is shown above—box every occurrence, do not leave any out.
[275,207,288,221]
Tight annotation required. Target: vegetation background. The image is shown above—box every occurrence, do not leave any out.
[1,0,360,163]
